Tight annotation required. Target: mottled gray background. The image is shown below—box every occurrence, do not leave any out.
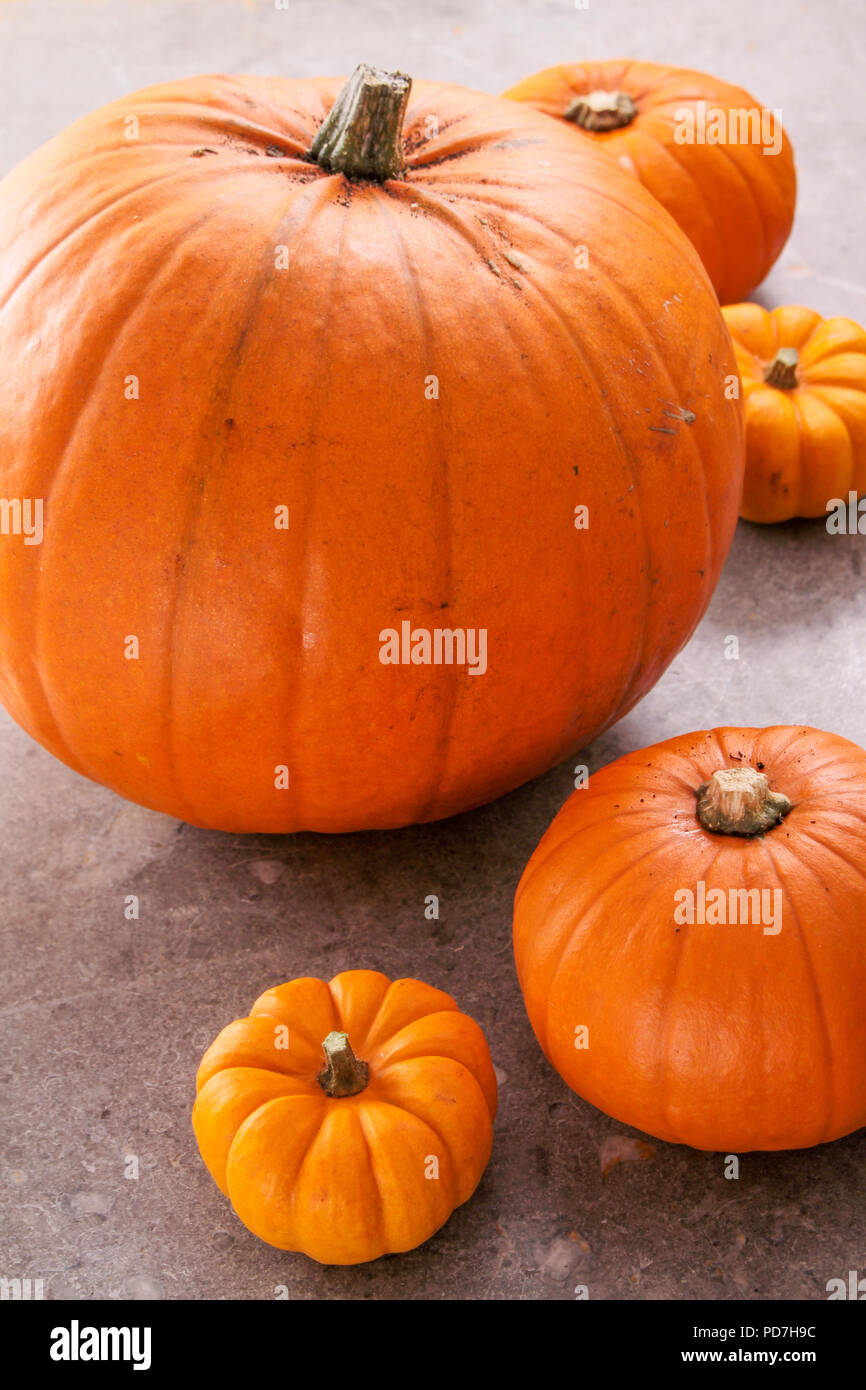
[1,0,864,1301]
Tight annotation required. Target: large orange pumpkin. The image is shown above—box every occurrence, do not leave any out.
[193,970,497,1263]
[503,60,796,304]
[513,725,866,1152]
[722,302,866,522]
[0,64,743,831]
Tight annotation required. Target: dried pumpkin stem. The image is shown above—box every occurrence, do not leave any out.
[310,63,411,181]
[317,1030,369,1098]
[764,347,799,390]
[695,767,791,837]
[564,90,637,132]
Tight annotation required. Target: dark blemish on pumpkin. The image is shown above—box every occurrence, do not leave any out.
[757,761,765,770]
[573,466,579,475]
[664,405,696,425]
[225,418,235,430]
[113,750,122,757]
[266,145,287,158]
[243,146,260,156]
[649,425,676,435]
[440,601,449,608]
[191,148,218,157]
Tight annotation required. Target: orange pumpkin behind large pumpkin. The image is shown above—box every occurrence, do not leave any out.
[503,60,796,304]
[0,66,743,830]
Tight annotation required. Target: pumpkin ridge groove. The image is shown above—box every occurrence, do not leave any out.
[643,128,726,292]
[793,821,866,879]
[363,1000,460,1059]
[361,1093,459,1204]
[374,1051,494,1118]
[355,1104,394,1253]
[656,840,728,1143]
[515,805,684,909]
[807,390,858,494]
[281,185,358,830]
[506,269,654,711]
[392,179,516,280]
[0,165,231,320]
[759,838,836,1142]
[786,389,809,508]
[373,193,456,821]
[25,205,222,787]
[160,185,316,821]
[435,180,722,608]
[411,173,705,275]
[541,830,707,1058]
[592,268,719,599]
[706,138,770,285]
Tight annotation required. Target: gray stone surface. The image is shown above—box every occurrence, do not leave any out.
[1,0,864,1301]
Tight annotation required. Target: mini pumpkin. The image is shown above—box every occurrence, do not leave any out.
[0,63,744,831]
[513,726,866,1152]
[193,970,497,1263]
[722,302,866,522]
[503,60,796,303]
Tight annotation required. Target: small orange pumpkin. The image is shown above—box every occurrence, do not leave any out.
[503,60,796,303]
[193,970,497,1263]
[513,726,866,1152]
[722,303,866,522]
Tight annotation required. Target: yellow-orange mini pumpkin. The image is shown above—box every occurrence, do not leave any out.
[514,725,866,1153]
[722,303,866,522]
[504,60,796,303]
[193,970,497,1264]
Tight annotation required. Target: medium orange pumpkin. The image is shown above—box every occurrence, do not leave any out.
[193,970,497,1263]
[503,60,796,303]
[0,64,743,831]
[513,725,866,1152]
[722,302,866,522]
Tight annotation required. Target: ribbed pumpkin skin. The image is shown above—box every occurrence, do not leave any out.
[193,971,497,1264]
[722,303,866,522]
[503,61,796,304]
[513,726,866,1152]
[0,74,743,831]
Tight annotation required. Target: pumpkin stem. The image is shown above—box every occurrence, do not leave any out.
[695,767,791,837]
[317,1030,369,1098]
[564,90,638,132]
[764,347,799,390]
[310,64,411,181]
